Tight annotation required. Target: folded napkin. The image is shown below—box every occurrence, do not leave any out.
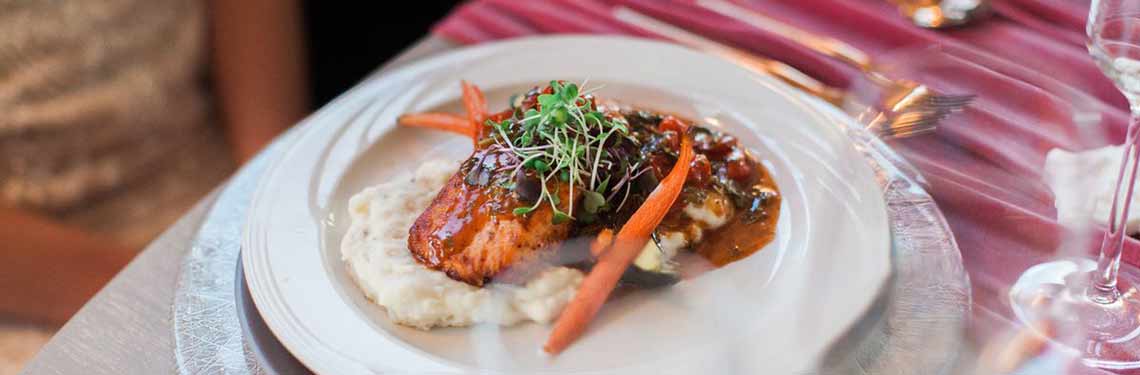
[434,1,1125,373]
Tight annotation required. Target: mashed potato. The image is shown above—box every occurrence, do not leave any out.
[655,192,733,257]
[341,160,584,330]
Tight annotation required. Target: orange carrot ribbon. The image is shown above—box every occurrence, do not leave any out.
[544,122,694,354]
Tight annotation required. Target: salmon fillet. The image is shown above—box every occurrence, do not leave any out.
[407,159,572,286]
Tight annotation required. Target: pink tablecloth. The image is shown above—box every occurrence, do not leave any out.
[432,0,1127,373]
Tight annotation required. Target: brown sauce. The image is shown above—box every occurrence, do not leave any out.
[410,145,578,286]
[416,148,529,268]
[693,164,780,266]
[629,110,782,268]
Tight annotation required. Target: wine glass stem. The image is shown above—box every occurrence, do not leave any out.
[1091,111,1140,304]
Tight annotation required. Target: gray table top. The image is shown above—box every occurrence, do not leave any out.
[20,36,457,375]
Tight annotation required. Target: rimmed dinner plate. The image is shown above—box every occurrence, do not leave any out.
[242,36,891,374]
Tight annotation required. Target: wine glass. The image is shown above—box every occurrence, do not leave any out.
[1009,0,1140,369]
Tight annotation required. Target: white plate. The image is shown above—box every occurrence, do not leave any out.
[243,36,891,374]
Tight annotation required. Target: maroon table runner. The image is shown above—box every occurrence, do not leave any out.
[432,1,1126,373]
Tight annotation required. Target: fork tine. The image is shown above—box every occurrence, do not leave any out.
[906,96,973,114]
[940,94,977,102]
[927,102,970,114]
[926,94,976,107]
[925,99,970,110]
[928,92,975,100]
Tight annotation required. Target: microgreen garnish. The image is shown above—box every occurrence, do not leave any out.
[486,81,641,223]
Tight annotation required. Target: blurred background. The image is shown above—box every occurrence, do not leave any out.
[305,2,462,107]
[0,1,459,373]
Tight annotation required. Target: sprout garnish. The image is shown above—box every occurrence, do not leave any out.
[487,81,642,223]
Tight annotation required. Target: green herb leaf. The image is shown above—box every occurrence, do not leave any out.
[552,212,572,224]
[513,206,535,215]
[532,159,550,172]
[611,118,629,133]
[563,84,579,101]
[585,111,604,125]
[538,94,559,111]
[551,107,568,124]
[523,109,540,127]
[497,120,512,132]
[583,190,606,214]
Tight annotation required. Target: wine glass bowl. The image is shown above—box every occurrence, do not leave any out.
[1090,14,1140,103]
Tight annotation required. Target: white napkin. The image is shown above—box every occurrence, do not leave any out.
[1045,145,1140,234]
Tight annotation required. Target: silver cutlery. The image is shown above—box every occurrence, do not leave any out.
[695,0,975,137]
[612,6,970,138]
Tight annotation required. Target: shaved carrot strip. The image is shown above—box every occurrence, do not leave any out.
[589,229,614,258]
[397,81,489,146]
[461,81,488,141]
[397,113,474,138]
[544,124,694,355]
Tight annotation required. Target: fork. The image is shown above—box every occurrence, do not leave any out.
[694,0,975,133]
[611,6,970,138]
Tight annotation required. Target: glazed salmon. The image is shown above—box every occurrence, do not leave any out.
[407,153,572,286]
